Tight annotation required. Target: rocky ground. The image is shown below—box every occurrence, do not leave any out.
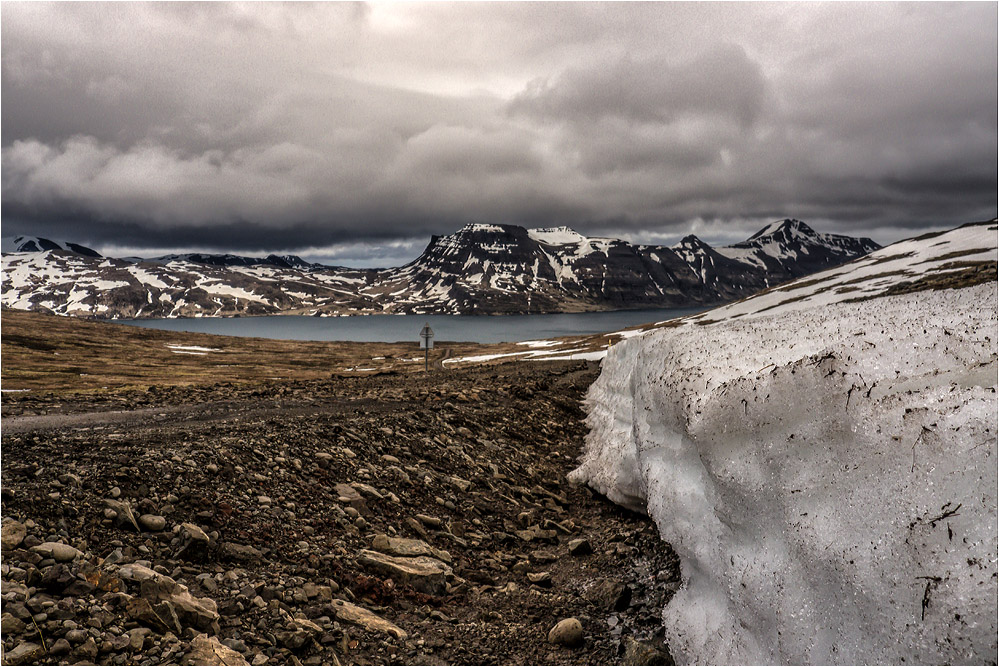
[2,360,680,665]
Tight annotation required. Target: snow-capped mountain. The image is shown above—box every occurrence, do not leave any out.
[716,218,881,278]
[1,220,878,319]
[1,235,103,258]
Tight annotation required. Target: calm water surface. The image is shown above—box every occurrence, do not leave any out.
[119,307,706,344]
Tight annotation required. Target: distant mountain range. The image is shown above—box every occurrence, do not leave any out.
[1,220,879,318]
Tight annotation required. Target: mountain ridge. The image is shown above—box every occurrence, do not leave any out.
[2,220,880,319]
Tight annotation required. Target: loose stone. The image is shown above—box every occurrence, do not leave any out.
[548,617,584,648]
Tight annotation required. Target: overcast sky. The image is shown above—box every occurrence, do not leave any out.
[2,2,996,267]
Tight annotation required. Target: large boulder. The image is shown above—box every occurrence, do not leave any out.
[118,563,219,631]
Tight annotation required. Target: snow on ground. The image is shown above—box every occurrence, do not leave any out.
[570,225,997,664]
[442,351,529,365]
[197,282,271,304]
[516,339,561,348]
[614,328,649,340]
[126,266,170,289]
[530,350,607,361]
[165,345,221,353]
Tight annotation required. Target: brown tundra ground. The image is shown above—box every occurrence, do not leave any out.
[1,309,679,666]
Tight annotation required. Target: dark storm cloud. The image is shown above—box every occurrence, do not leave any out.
[509,44,768,127]
[1,2,995,263]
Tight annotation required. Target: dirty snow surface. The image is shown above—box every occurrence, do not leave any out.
[571,223,998,665]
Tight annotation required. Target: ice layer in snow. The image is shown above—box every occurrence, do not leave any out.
[571,276,997,663]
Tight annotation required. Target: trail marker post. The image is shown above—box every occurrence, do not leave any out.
[420,323,434,372]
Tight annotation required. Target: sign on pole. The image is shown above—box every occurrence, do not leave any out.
[420,323,434,371]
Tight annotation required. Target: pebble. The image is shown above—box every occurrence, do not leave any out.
[139,514,167,531]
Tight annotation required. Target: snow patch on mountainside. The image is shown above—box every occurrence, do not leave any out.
[569,225,998,664]
[527,227,586,246]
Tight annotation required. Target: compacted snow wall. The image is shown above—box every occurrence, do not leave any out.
[571,283,998,664]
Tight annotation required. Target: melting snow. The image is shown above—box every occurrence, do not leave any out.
[530,350,607,361]
[165,345,220,353]
[127,266,169,289]
[517,340,561,348]
[570,226,998,664]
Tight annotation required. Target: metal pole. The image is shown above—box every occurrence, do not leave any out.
[425,345,428,372]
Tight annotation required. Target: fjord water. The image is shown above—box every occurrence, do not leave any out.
[118,307,706,344]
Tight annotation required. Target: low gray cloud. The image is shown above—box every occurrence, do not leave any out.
[1,2,995,264]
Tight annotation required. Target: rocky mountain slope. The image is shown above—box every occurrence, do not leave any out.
[1,220,878,319]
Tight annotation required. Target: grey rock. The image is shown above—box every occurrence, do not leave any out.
[29,541,81,562]
[415,514,442,528]
[329,599,408,640]
[584,578,632,611]
[139,514,168,531]
[128,628,151,652]
[567,538,592,556]
[184,633,250,665]
[40,563,76,592]
[370,533,452,563]
[65,628,90,644]
[356,549,452,595]
[6,604,31,622]
[75,636,99,660]
[1,612,27,635]
[548,617,584,647]
[218,542,263,563]
[1,520,27,550]
[119,563,219,630]
[49,637,73,655]
[3,641,45,665]
[180,523,210,543]
[105,498,140,531]
[527,571,552,587]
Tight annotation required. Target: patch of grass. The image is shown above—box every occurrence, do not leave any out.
[755,294,813,313]
[916,248,995,264]
[774,276,832,293]
[867,252,915,265]
[832,270,910,287]
[844,261,997,302]
[0,309,488,394]
[1,333,59,352]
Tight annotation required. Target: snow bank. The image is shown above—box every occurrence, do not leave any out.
[571,282,997,664]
